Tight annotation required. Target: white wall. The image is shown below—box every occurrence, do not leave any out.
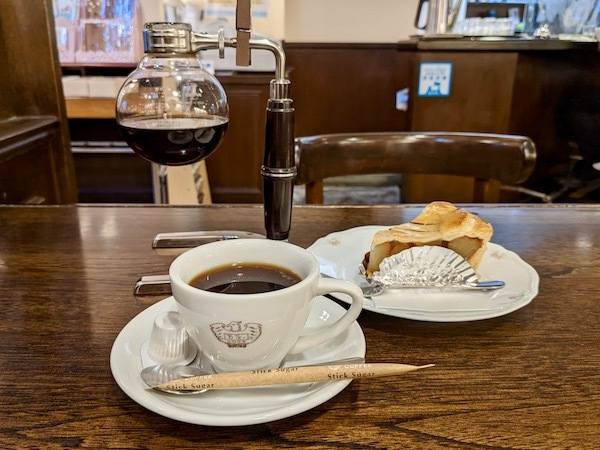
[284,0,420,43]
[138,1,597,43]
[138,0,164,25]
[138,0,286,39]
[254,1,285,39]
[138,0,420,42]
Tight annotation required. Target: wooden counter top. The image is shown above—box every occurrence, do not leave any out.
[65,97,116,119]
[399,36,600,52]
[1,204,600,447]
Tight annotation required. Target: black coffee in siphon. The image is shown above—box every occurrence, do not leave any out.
[119,115,228,166]
[190,263,301,294]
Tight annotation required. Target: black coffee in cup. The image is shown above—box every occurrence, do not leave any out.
[190,263,301,294]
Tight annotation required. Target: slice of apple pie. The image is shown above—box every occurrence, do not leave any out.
[362,201,493,276]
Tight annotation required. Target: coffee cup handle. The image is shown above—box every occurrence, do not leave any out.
[289,278,364,354]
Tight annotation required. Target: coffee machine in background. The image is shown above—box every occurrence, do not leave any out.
[414,0,464,36]
[464,1,532,25]
[415,0,535,36]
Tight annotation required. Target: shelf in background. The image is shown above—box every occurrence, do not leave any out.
[65,98,116,119]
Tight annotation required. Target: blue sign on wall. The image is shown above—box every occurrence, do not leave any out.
[417,62,453,97]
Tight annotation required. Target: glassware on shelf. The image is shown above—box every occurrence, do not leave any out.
[52,0,80,63]
[533,1,551,39]
[77,0,142,63]
[52,0,143,64]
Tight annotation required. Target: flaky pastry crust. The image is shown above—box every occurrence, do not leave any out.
[364,201,493,276]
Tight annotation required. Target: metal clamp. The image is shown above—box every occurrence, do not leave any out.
[218,27,225,59]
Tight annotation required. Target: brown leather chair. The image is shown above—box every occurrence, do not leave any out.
[294,132,537,204]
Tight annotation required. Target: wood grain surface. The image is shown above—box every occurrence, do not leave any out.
[1,204,599,448]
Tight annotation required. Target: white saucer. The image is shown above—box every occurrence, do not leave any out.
[110,296,366,426]
[308,226,539,322]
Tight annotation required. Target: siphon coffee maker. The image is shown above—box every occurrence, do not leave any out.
[116,18,295,242]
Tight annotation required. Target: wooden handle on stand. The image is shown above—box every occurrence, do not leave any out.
[236,0,251,66]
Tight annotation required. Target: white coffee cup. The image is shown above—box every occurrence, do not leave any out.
[169,239,364,373]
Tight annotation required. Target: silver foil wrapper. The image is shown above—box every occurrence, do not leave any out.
[362,246,479,289]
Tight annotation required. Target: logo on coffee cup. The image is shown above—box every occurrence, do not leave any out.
[210,321,262,348]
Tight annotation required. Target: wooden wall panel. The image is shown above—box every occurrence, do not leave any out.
[0,118,62,204]
[285,44,414,137]
[205,74,271,203]
[407,48,600,201]
[410,52,518,133]
[204,45,414,204]
[0,0,77,204]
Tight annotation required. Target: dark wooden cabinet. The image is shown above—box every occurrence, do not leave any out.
[64,44,414,204]
[0,117,70,204]
[64,73,273,204]
[0,0,77,204]
[205,73,271,203]
[286,43,413,136]
[206,45,415,203]
[405,41,600,202]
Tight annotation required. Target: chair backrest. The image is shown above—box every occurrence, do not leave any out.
[294,132,537,204]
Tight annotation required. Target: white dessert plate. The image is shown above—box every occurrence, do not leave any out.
[110,296,366,426]
[308,226,539,322]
